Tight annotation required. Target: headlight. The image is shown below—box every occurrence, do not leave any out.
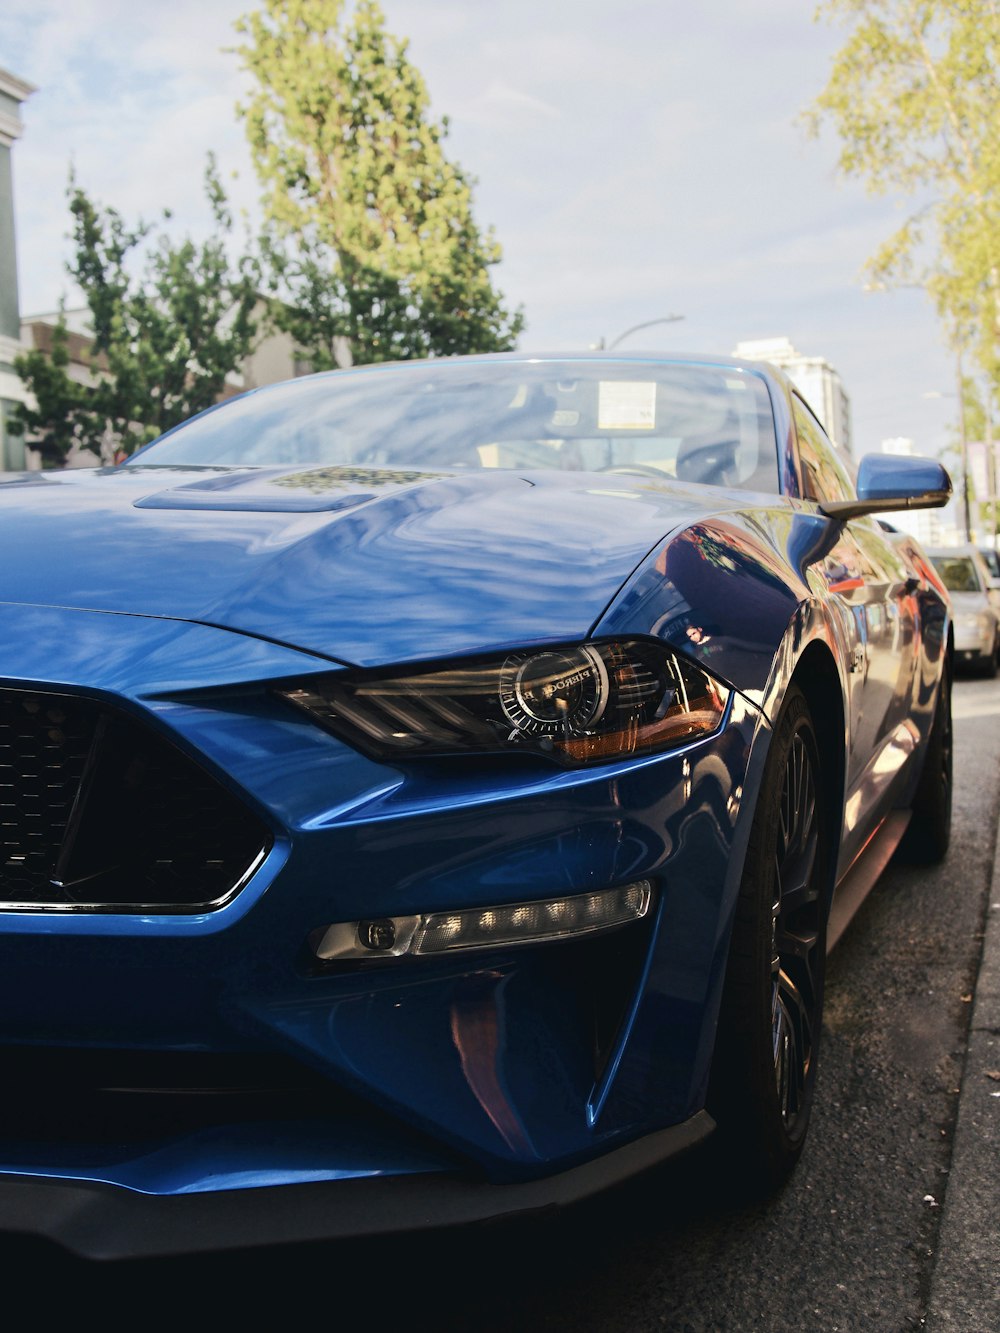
[959,612,992,633]
[276,639,729,765]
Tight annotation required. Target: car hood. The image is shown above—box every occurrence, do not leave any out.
[1,464,744,668]
[947,590,992,612]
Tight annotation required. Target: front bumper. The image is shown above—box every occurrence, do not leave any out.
[953,614,996,663]
[0,1111,714,1260]
[0,604,763,1256]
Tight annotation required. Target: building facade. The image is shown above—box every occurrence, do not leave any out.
[0,67,34,472]
[734,336,853,457]
[18,304,318,466]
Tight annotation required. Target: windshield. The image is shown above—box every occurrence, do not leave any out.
[930,555,982,593]
[129,360,781,492]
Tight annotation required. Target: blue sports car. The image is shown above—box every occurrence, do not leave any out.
[0,352,953,1259]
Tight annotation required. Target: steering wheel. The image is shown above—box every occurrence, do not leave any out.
[597,464,669,479]
[685,460,738,487]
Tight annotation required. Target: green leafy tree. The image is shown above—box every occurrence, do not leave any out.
[13,157,261,463]
[805,1,1000,387]
[11,317,101,467]
[235,0,523,365]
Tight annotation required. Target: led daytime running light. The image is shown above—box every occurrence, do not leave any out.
[312,880,654,961]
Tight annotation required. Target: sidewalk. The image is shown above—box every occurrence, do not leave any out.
[926,811,1000,1329]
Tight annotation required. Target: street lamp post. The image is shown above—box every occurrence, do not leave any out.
[955,350,974,543]
[923,354,974,542]
[986,403,998,552]
[594,314,685,350]
[863,280,993,543]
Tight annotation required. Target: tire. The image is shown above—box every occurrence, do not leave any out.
[708,685,828,1190]
[896,662,953,864]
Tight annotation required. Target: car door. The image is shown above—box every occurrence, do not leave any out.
[792,397,920,866]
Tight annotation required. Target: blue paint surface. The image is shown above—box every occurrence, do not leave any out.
[0,352,950,1234]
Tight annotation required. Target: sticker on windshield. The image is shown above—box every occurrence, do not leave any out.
[598,381,656,430]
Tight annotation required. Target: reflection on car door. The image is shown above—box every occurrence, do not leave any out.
[792,398,919,870]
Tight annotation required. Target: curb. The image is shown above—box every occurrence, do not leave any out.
[926,810,1000,1328]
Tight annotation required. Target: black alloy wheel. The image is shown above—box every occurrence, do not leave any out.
[708,685,828,1187]
[771,723,823,1132]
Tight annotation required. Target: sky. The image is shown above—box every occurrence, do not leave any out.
[0,0,963,464]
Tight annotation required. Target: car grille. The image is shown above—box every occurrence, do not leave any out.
[0,688,270,911]
[0,1047,381,1146]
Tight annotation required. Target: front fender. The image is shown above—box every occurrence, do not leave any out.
[594,505,855,852]
[594,506,849,712]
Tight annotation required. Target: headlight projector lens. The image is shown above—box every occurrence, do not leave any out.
[499,646,609,736]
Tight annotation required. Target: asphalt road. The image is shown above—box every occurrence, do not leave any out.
[13,675,1000,1330]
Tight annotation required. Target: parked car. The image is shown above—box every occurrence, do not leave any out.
[978,544,1000,581]
[926,544,1000,676]
[0,351,953,1260]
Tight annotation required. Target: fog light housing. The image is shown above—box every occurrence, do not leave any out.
[312,881,654,961]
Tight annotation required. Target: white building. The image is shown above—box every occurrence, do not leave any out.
[734,336,853,457]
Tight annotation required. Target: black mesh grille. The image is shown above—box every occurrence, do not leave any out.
[0,692,93,898]
[0,689,270,911]
[0,1048,373,1146]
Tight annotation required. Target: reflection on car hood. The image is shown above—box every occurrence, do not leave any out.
[1,464,746,667]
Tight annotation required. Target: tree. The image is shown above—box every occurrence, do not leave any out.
[234,0,523,366]
[806,1,1000,387]
[10,318,101,467]
[13,158,261,463]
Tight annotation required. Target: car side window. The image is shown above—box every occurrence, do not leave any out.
[792,397,855,504]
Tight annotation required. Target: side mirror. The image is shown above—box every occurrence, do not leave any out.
[819,454,952,522]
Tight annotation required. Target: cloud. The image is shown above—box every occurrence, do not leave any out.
[458,81,562,129]
[1,0,958,459]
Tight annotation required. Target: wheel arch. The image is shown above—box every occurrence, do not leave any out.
[785,639,845,902]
